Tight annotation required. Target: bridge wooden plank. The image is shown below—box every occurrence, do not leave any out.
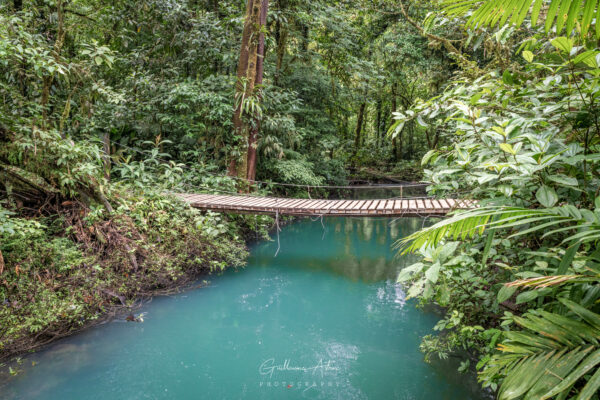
[323,200,340,213]
[199,194,229,204]
[359,200,372,210]
[347,200,363,210]
[260,198,285,209]
[239,196,268,208]
[293,199,315,209]
[312,199,331,212]
[282,199,306,209]
[271,198,298,208]
[216,195,247,204]
[323,200,340,211]
[386,199,396,212]
[231,197,264,209]
[438,199,450,209]
[416,199,425,210]
[340,200,359,213]
[408,200,417,210]
[379,200,390,214]
[218,196,257,208]
[335,200,352,210]
[234,197,267,208]
[423,199,433,210]
[368,200,380,211]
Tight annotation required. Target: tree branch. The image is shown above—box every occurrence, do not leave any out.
[397,0,480,72]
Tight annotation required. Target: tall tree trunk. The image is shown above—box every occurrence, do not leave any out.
[381,104,389,147]
[408,123,414,158]
[301,23,309,56]
[41,0,66,128]
[354,102,366,153]
[391,82,399,160]
[230,0,263,178]
[103,132,111,181]
[274,0,287,86]
[375,98,382,147]
[398,129,403,159]
[246,0,269,182]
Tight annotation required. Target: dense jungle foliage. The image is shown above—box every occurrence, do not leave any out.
[2,0,600,398]
[0,0,451,360]
[395,0,600,399]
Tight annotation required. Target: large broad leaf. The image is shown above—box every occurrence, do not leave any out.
[536,185,558,207]
[440,0,600,39]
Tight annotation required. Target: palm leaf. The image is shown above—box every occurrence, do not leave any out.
[441,0,600,39]
[397,205,600,254]
[481,301,600,399]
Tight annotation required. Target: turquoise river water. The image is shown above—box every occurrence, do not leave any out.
[0,217,486,399]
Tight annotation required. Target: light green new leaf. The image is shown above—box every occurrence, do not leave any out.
[551,37,573,54]
[500,142,516,155]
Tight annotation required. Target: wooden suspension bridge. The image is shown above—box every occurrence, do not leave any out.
[106,140,474,218]
[175,193,475,217]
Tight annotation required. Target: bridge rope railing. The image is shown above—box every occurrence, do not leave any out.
[105,139,470,201]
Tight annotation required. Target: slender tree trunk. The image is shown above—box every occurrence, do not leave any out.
[230,0,263,178]
[381,104,389,146]
[354,102,366,152]
[246,0,269,182]
[391,82,399,160]
[408,123,414,157]
[103,132,111,181]
[274,0,287,86]
[301,23,309,56]
[375,98,382,147]
[41,0,66,128]
[397,129,403,159]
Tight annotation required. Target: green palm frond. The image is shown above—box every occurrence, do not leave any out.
[481,298,600,399]
[440,0,600,39]
[397,205,600,254]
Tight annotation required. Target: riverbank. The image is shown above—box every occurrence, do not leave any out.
[0,191,272,362]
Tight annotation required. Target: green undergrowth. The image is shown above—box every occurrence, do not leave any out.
[0,189,271,361]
